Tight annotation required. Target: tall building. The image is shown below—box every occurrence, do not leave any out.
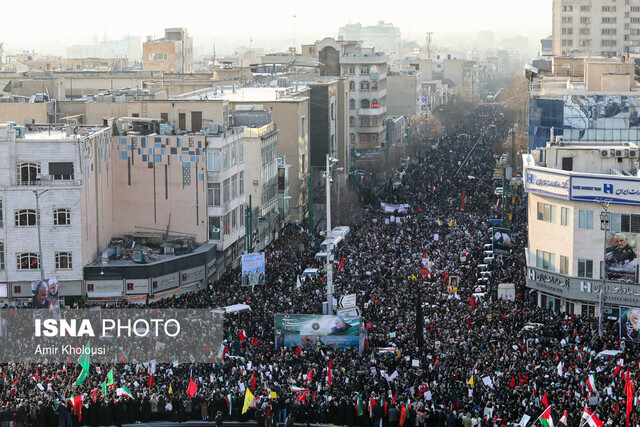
[552,0,640,56]
[523,139,640,316]
[338,21,401,54]
[143,28,193,73]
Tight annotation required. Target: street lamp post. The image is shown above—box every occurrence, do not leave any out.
[32,189,49,282]
[598,200,611,338]
[325,154,338,315]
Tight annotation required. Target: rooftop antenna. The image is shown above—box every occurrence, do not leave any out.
[426,32,433,58]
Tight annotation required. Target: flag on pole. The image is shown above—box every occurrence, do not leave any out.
[471,295,475,310]
[586,373,596,392]
[251,373,256,391]
[225,393,233,415]
[558,410,568,427]
[242,388,255,414]
[581,408,603,427]
[541,392,549,408]
[468,375,474,389]
[116,386,132,398]
[338,254,345,273]
[168,384,173,394]
[369,397,376,418]
[217,344,228,360]
[73,395,83,421]
[75,342,91,387]
[537,406,557,427]
[614,359,624,377]
[187,378,198,397]
[356,396,364,416]
[237,330,247,342]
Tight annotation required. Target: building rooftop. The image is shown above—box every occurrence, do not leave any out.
[178,86,309,102]
[0,123,108,141]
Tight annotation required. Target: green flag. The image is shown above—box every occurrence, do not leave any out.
[101,381,107,396]
[106,369,114,387]
[2,81,11,93]
[75,342,90,387]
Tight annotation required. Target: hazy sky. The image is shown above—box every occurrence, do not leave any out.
[4,0,552,56]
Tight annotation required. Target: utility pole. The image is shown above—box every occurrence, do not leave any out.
[597,200,611,338]
[33,189,49,281]
[245,194,253,254]
[308,169,313,241]
[325,155,337,315]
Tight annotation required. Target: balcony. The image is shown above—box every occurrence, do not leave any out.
[11,178,84,187]
[358,106,386,116]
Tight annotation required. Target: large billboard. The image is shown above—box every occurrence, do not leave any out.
[620,307,640,343]
[605,232,638,284]
[242,253,266,286]
[274,314,360,349]
[31,277,59,309]
[491,228,513,256]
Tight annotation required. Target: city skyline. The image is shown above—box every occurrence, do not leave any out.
[3,0,552,57]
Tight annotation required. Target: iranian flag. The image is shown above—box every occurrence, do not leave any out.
[586,373,597,392]
[116,386,132,398]
[225,393,233,415]
[217,344,228,360]
[356,396,364,416]
[538,406,557,427]
[290,386,309,392]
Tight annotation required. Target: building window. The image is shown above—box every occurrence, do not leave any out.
[16,253,39,270]
[602,6,616,12]
[536,250,555,271]
[560,255,570,274]
[238,140,244,163]
[232,207,237,230]
[17,162,41,186]
[350,116,356,126]
[350,99,356,110]
[602,28,617,35]
[0,241,3,270]
[578,259,593,278]
[53,208,70,226]
[608,213,640,233]
[360,99,370,109]
[49,162,74,180]
[148,53,168,61]
[580,5,590,12]
[561,207,570,226]
[360,117,370,127]
[231,174,238,199]
[349,81,355,90]
[55,252,72,270]
[239,171,244,196]
[224,212,231,236]
[0,199,3,228]
[371,99,379,108]
[360,66,369,74]
[207,149,221,171]
[231,140,237,166]
[537,202,556,223]
[360,81,370,90]
[209,217,221,240]
[562,16,573,23]
[578,210,594,229]
[14,209,37,227]
[580,17,590,24]
[301,117,306,138]
[602,17,617,23]
[581,304,595,318]
[562,39,574,47]
[580,28,590,35]
[207,183,221,206]
[240,204,245,227]
[223,145,230,169]
[602,40,617,47]
[223,178,230,203]
[562,28,573,35]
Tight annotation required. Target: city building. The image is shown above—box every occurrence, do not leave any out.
[63,58,129,71]
[233,110,280,252]
[528,56,639,151]
[337,21,401,55]
[387,71,421,117]
[0,123,113,304]
[142,28,193,73]
[205,126,246,275]
[523,138,640,317]
[552,0,640,56]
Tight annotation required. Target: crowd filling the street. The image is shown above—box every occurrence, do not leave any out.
[0,104,634,427]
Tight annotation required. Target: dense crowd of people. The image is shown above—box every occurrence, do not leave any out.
[0,103,635,427]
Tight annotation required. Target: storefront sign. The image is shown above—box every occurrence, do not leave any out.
[524,167,570,199]
[86,280,124,298]
[571,176,640,206]
[151,272,179,294]
[125,279,149,295]
[180,266,205,285]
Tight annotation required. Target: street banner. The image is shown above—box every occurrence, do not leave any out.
[31,277,59,309]
[605,232,638,284]
[274,314,360,350]
[241,253,266,286]
[620,306,640,343]
[381,203,409,214]
[491,228,512,255]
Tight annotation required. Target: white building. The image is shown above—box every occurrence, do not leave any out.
[205,126,246,272]
[0,123,113,304]
[524,138,640,319]
[552,0,640,56]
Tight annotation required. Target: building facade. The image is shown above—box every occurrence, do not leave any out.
[387,71,421,117]
[143,28,193,73]
[552,0,640,56]
[337,21,402,55]
[524,140,640,319]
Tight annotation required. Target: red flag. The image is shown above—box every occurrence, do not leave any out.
[626,372,634,427]
[444,271,448,283]
[311,390,317,400]
[470,295,475,310]
[430,323,433,332]
[187,378,198,397]
[34,369,39,381]
[383,396,388,416]
[237,330,247,342]
[417,206,422,212]
[329,357,333,368]
[295,345,301,356]
[307,369,314,382]
[149,373,153,388]
[434,357,439,365]
[509,376,515,389]
[542,392,549,408]
[73,395,83,422]
[467,319,471,329]
[251,373,256,391]
[338,254,345,273]
[462,187,466,211]
[555,351,558,362]
[518,373,523,387]
[327,367,332,386]
[571,313,574,324]
[92,389,98,402]
[399,404,407,427]
[524,374,528,384]
[251,337,258,347]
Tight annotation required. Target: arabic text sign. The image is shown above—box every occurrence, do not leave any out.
[571,176,640,206]
[523,167,570,199]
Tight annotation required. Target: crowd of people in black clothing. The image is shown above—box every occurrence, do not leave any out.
[0,103,636,427]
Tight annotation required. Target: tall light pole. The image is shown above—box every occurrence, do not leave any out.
[325,154,338,315]
[597,200,611,338]
[33,189,49,282]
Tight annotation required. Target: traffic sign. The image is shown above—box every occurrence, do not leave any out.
[339,293,357,309]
